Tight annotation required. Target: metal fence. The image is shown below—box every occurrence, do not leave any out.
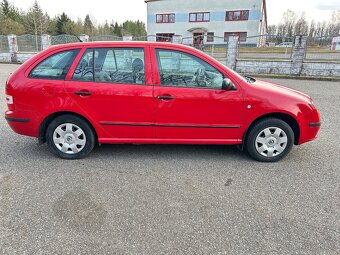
[90,35,122,42]
[180,35,228,63]
[306,36,340,62]
[2,33,340,63]
[0,35,9,53]
[17,34,42,52]
[51,34,79,45]
[238,35,294,60]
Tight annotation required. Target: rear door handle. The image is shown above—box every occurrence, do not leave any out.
[75,91,92,96]
[157,95,174,101]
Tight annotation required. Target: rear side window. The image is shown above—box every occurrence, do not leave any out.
[72,48,145,84]
[29,49,79,80]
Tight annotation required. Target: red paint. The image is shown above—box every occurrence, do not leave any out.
[5,41,321,147]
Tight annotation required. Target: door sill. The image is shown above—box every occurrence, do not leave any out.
[98,138,242,145]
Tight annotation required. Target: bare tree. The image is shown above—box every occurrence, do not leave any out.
[328,10,340,35]
[315,21,328,37]
[281,10,298,37]
[294,12,308,35]
[309,20,316,37]
[24,0,49,50]
[267,24,277,35]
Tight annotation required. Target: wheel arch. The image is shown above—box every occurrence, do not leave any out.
[38,111,98,144]
[243,112,300,147]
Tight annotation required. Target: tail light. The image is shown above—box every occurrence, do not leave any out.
[6,95,13,104]
[5,95,15,110]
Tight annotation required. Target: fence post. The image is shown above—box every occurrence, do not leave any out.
[227,36,238,70]
[291,35,307,76]
[7,34,18,63]
[79,34,89,42]
[41,34,51,50]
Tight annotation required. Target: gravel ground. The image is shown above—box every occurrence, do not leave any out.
[0,64,339,254]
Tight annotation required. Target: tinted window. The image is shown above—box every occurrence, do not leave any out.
[73,48,145,84]
[156,49,224,89]
[29,49,79,80]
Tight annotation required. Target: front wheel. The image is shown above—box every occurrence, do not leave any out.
[46,115,95,159]
[245,118,294,162]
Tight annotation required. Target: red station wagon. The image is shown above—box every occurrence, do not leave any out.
[5,42,321,162]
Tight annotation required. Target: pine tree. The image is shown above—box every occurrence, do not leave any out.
[84,14,93,35]
[0,0,10,17]
[56,13,71,34]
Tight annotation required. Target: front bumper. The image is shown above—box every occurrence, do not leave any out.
[298,108,321,145]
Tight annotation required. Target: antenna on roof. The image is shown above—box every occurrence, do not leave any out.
[75,35,83,42]
[71,34,83,42]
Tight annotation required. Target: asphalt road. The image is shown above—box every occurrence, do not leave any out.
[0,64,339,254]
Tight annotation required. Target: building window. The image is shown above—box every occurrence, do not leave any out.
[189,12,210,22]
[226,10,249,21]
[156,13,175,23]
[224,32,247,42]
[207,32,214,42]
[156,33,175,42]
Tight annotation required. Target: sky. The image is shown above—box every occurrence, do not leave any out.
[8,0,340,26]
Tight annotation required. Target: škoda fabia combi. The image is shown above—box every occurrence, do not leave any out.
[5,42,321,162]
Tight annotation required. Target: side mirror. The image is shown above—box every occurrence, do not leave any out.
[222,78,236,91]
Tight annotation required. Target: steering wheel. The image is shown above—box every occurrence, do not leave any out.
[194,68,208,87]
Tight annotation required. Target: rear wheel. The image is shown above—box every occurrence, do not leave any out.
[46,115,95,159]
[246,118,294,162]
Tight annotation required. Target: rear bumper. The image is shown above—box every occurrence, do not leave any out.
[5,110,39,137]
[5,116,30,123]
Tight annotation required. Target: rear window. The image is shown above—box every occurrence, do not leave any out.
[29,49,79,80]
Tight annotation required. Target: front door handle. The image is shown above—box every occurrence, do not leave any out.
[157,95,174,101]
[75,90,92,96]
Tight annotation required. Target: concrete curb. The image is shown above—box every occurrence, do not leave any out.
[244,74,340,82]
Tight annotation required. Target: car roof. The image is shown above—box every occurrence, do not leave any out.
[48,41,195,51]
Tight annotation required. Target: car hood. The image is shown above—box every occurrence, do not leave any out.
[251,79,312,102]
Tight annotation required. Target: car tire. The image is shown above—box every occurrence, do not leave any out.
[245,118,294,162]
[46,114,95,159]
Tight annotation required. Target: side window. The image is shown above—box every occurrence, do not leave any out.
[29,49,79,80]
[73,48,145,84]
[156,49,224,89]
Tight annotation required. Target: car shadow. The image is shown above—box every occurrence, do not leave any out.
[90,144,250,161]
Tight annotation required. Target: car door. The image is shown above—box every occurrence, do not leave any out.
[152,48,243,141]
[64,46,155,140]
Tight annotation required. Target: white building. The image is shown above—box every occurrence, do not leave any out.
[145,0,268,46]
